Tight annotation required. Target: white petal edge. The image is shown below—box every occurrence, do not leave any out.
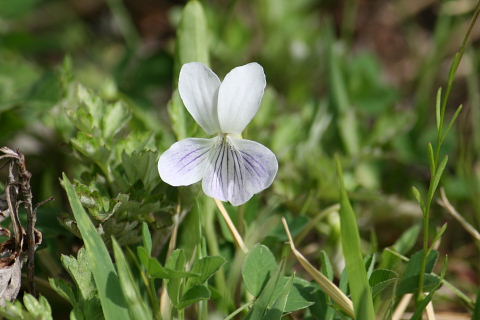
[217,63,266,134]
[202,136,278,206]
[179,62,221,134]
[158,138,214,186]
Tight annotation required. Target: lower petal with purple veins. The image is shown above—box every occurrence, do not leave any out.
[158,138,215,186]
[202,136,278,206]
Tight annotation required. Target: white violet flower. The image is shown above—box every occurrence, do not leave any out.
[158,62,278,206]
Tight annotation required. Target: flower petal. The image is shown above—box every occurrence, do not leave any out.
[179,62,221,134]
[158,138,214,186]
[217,63,266,134]
[202,136,277,206]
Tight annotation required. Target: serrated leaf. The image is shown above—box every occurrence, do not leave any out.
[61,248,96,301]
[23,295,52,320]
[121,151,159,192]
[48,278,76,305]
[102,101,131,138]
[242,244,278,296]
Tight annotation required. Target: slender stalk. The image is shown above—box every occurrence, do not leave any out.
[160,205,181,320]
[204,201,233,310]
[426,300,436,320]
[213,199,248,253]
[223,302,253,320]
[392,294,413,320]
[438,188,480,241]
[177,309,185,320]
[126,248,161,319]
[417,0,480,300]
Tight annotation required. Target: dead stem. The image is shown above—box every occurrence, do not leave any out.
[213,199,248,254]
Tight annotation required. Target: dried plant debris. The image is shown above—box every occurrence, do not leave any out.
[0,147,47,305]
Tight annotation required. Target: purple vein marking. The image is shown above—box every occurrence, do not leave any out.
[176,148,210,173]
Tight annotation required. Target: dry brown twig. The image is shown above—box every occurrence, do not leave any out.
[438,188,480,242]
[0,147,50,304]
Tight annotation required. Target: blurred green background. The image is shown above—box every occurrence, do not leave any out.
[1,0,480,315]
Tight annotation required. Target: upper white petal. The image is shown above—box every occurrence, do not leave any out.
[202,136,277,206]
[158,138,214,186]
[178,62,221,134]
[217,63,266,134]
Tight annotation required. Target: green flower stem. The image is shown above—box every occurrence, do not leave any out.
[204,200,234,311]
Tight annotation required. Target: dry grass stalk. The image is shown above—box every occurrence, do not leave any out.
[281,217,355,318]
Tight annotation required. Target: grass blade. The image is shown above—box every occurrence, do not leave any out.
[112,238,153,320]
[335,157,375,319]
[61,174,129,320]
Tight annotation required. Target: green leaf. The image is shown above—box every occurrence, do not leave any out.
[48,278,77,305]
[61,174,129,320]
[435,88,442,130]
[281,277,314,312]
[61,248,96,300]
[411,186,423,207]
[246,263,284,320]
[473,289,480,320]
[121,151,159,192]
[112,238,152,320]
[190,256,226,284]
[70,298,103,320]
[23,295,52,320]
[428,155,448,202]
[242,244,278,296]
[403,250,438,279]
[369,269,398,303]
[102,101,131,138]
[263,275,293,320]
[178,285,211,309]
[141,222,152,256]
[381,224,421,270]
[397,274,442,296]
[137,247,196,279]
[311,251,335,320]
[369,269,398,287]
[166,249,187,306]
[0,301,26,320]
[319,250,334,280]
[177,0,210,68]
[335,157,375,319]
[167,90,188,140]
